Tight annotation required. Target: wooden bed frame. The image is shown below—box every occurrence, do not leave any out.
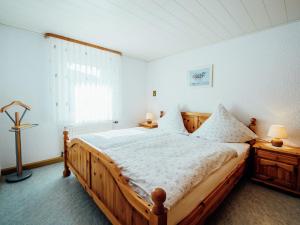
[63,112,256,225]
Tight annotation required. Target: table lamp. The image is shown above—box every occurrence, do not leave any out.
[146,112,154,124]
[267,125,287,147]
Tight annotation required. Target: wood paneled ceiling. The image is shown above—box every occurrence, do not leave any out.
[0,0,299,61]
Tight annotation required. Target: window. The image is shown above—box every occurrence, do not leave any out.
[49,38,121,126]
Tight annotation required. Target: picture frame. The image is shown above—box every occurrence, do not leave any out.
[188,64,213,87]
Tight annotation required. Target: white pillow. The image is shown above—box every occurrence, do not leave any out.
[192,104,257,142]
[158,107,188,134]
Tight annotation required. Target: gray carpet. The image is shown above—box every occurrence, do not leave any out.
[0,163,299,225]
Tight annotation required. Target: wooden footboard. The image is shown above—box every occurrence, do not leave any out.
[63,130,167,225]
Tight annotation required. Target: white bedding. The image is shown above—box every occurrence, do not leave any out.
[79,128,238,208]
[169,143,249,225]
[80,127,159,149]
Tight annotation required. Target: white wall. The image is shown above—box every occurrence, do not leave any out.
[0,24,147,168]
[121,56,147,128]
[146,21,300,146]
[0,25,57,169]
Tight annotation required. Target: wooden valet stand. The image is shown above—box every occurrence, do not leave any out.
[0,101,38,182]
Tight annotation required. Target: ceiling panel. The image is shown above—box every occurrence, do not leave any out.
[219,0,256,32]
[263,0,287,26]
[285,0,300,21]
[153,0,220,42]
[128,0,207,41]
[106,0,176,35]
[0,0,299,61]
[197,0,243,36]
[241,0,271,30]
[175,0,231,39]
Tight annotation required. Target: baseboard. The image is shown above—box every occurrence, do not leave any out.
[1,156,63,176]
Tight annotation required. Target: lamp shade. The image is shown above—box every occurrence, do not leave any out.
[267,125,288,139]
[146,112,154,120]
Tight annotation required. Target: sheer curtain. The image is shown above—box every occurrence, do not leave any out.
[48,37,121,131]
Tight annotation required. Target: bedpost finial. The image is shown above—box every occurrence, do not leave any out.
[63,127,69,141]
[250,118,256,125]
[151,187,166,215]
[249,117,257,133]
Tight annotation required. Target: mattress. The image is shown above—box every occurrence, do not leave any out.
[168,142,249,225]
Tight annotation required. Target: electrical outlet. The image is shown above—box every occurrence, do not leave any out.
[153,90,157,96]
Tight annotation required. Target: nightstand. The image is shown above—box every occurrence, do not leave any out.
[139,122,158,129]
[252,141,300,196]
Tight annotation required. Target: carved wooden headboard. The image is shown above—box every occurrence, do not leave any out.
[160,111,211,133]
[160,111,257,134]
[181,112,211,133]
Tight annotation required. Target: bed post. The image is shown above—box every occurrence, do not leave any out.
[63,129,71,177]
[150,188,167,225]
[249,118,256,133]
[248,118,257,146]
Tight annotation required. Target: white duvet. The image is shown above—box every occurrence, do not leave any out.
[80,129,237,208]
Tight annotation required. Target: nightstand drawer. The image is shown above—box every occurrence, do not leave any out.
[253,142,300,195]
[259,158,295,172]
[257,149,298,165]
[255,158,297,189]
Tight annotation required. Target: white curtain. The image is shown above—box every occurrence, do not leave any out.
[48,37,122,127]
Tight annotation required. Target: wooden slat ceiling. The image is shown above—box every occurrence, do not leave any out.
[0,0,299,61]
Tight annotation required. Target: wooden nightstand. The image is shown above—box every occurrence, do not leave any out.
[139,122,158,129]
[252,141,300,196]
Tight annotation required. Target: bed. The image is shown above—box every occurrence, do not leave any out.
[63,112,256,225]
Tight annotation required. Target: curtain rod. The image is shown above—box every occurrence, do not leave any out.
[44,33,122,56]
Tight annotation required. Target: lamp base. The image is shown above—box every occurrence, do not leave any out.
[146,120,152,124]
[271,138,283,147]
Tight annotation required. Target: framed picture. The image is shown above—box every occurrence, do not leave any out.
[188,64,213,87]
